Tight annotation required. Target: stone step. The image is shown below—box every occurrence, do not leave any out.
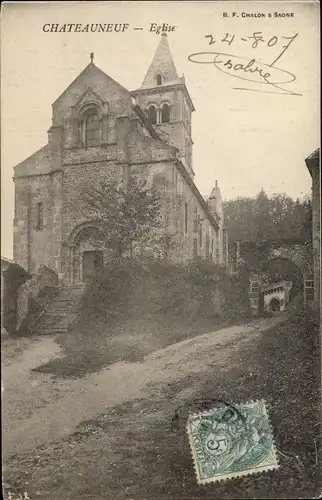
[29,283,85,336]
[49,296,81,301]
[37,313,75,321]
[32,328,69,335]
[44,312,77,318]
[46,299,81,306]
[58,286,85,292]
[32,323,68,329]
[43,298,82,309]
[54,294,84,301]
[34,323,71,331]
[37,318,71,324]
[44,306,78,314]
[34,314,75,326]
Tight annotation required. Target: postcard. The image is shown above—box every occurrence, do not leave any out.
[1,1,320,499]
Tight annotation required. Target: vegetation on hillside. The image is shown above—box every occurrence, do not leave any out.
[224,190,312,248]
[33,260,250,377]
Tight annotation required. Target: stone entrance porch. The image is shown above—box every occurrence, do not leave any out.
[67,222,111,284]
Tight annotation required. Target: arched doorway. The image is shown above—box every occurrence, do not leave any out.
[68,223,107,284]
[269,297,281,312]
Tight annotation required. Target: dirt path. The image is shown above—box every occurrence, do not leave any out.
[2,315,286,459]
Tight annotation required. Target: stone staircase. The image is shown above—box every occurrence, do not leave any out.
[31,284,85,335]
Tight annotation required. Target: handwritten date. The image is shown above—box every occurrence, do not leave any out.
[205,32,298,53]
[188,32,300,95]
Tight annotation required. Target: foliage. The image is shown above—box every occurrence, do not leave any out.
[224,190,312,250]
[33,259,251,378]
[77,259,250,326]
[83,176,162,261]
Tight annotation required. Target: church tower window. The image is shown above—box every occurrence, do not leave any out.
[161,103,170,123]
[147,105,157,125]
[85,113,100,147]
[156,74,162,85]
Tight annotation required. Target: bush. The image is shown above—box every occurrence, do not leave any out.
[36,259,252,377]
[77,259,250,326]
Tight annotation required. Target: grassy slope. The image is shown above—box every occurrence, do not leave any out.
[4,310,321,500]
[34,261,248,378]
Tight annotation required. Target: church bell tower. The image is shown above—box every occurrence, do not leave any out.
[132,34,195,179]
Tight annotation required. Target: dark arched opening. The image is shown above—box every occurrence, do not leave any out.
[161,103,170,123]
[147,105,157,125]
[270,298,281,312]
[70,225,105,283]
[85,113,100,147]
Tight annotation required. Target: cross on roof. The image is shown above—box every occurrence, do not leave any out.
[90,52,94,63]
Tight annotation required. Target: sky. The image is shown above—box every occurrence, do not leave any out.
[1,1,320,258]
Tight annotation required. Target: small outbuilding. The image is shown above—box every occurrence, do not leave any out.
[262,280,293,313]
[1,257,30,335]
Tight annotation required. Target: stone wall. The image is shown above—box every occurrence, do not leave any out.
[16,265,58,331]
[311,165,320,310]
[13,177,31,271]
[13,171,64,277]
[131,159,221,265]
[305,149,320,310]
[1,259,30,334]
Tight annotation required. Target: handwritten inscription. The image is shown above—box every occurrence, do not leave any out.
[204,32,298,64]
[188,32,300,96]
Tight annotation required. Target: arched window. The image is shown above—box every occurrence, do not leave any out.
[156,74,162,85]
[85,112,100,147]
[147,105,157,125]
[161,103,170,123]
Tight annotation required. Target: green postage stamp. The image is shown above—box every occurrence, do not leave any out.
[187,400,279,483]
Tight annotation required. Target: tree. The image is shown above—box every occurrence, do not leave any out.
[253,188,271,243]
[83,176,162,262]
[223,190,312,246]
[291,195,312,241]
[269,193,294,241]
[223,196,254,248]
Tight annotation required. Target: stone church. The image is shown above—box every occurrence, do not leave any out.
[13,34,228,284]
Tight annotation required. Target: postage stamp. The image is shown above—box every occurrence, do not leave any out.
[187,400,279,484]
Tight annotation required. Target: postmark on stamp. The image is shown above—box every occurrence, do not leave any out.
[187,400,279,484]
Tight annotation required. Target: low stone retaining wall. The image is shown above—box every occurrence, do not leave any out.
[16,265,58,331]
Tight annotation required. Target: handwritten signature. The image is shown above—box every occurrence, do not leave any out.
[188,32,301,96]
[188,51,300,95]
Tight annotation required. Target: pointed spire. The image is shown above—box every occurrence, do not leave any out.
[208,181,223,219]
[210,180,219,197]
[141,34,179,88]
